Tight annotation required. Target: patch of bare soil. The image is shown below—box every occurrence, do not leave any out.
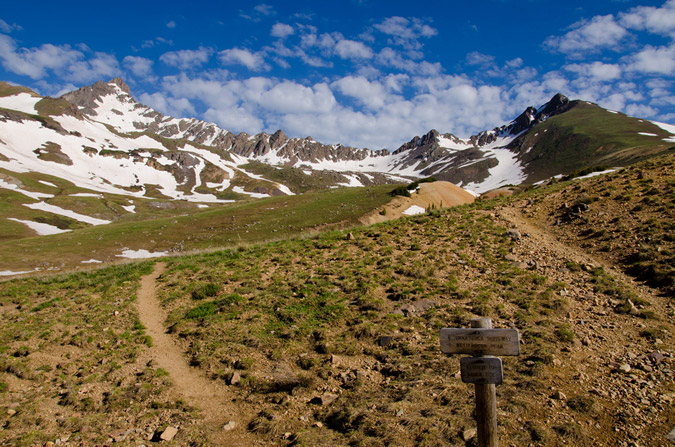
[359,181,475,225]
[137,263,261,446]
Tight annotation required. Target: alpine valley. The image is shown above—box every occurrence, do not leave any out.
[1,77,675,447]
[1,77,674,272]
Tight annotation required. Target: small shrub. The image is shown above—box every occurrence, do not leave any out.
[191,283,220,300]
[186,301,218,319]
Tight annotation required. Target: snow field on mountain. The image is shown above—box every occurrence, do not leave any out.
[0,177,53,200]
[0,93,40,114]
[232,186,270,198]
[0,113,246,203]
[651,121,675,143]
[91,89,157,132]
[24,202,112,225]
[7,217,71,235]
[436,136,473,151]
[460,136,527,193]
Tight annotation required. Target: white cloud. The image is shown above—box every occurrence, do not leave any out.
[332,76,389,110]
[626,103,658,117]
[0,19,21,33]
[160,47,212,70]
[564,62,622,81]
[259,81,336,114]
[139,91,196,118]
[545,15,628,56]
[334,39,373,60]
[466,51,495,67]
[271,23,294,38]
[166,20,176,29]
[254,4,275,16]
[204,107,264,134]
[620,0,675,38]
[240,4,276,21]
[123,55,154,77]
[373,17,437,50]
[219,48,268,71]
[627,44,675,75]
[64,52,120,83]
[0,34,81,79]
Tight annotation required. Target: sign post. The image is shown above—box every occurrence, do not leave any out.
[440,318,520,447]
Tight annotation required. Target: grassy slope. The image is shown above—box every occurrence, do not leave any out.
[519,102,675,182]
[0,154,673,446]
[0,184,395,272]
[522,153,675,296]
[240,161,356,193]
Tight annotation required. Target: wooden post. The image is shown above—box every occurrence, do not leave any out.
[472,317,498,447]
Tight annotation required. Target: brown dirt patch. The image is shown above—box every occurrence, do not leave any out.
[359,181,475,225]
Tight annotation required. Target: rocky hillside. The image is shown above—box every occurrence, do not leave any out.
[0,152,673,446]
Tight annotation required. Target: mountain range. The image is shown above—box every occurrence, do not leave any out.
[2,77,673,205]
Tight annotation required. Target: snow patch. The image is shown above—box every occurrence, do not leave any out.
[275,183,295,196]
[437,136,472,151]
[70,193,103,198]
[638,132,657,137]
[651,120,675,135]
[24,202,112,225]
[121,204,136,213]
[574,169,617,180]
[0,270,31,276]
[232,186,270,198]
[0,178,54,200]
[38,180,58,188]
[402,205,426,216]
[81,259,103,264]
[7,217,71,235]
[116,249,168,259]
[0,93,41,114]
[336,174,364,187]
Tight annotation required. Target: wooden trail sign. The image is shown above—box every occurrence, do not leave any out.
[460,357,503,385]
[439,328,520,356]
[440,318,520,447]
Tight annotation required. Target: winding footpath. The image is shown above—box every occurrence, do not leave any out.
[137,263,258,446]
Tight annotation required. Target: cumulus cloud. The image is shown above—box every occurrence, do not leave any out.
[123,55,154,78]
[271,23,294,38]
[160,47,212,70]
[564,61,622,81]
[0,34,81,79]
[620,0,675,38]
[65,52,120,83]
[545,15,628,56]
[334,39,373,60]
[139,91,196,118]
[374,16,437,50]
[332,76,389,110]
[219,48,268,71]
[166,20,176,29]
[627,44,675,75]
[466,51,495,67]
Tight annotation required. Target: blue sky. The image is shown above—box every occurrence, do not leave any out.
[1,0,674,150]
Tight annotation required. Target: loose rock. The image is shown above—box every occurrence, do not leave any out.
[160,426,178,442]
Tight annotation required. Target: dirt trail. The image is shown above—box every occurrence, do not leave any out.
[137,263,258,446]
[497,205,652,295]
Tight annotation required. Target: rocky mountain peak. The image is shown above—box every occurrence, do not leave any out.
[60,78,134,116]
[109,77,132,95]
